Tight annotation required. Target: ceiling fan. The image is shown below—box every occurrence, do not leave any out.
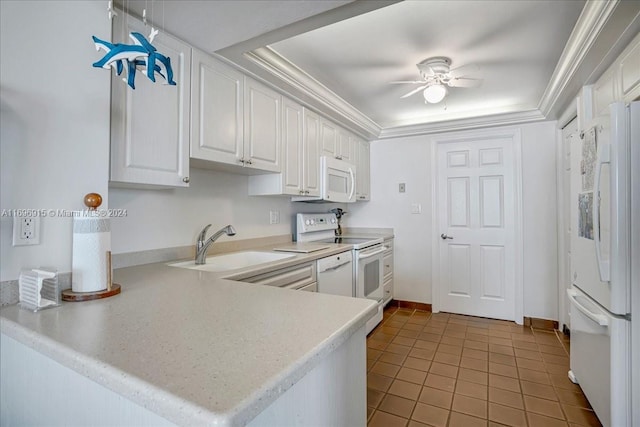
[391,57,481,104]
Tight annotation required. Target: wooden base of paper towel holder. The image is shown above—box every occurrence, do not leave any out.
[62,284,121,302]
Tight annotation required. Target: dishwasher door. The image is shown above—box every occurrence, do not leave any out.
[316,251,353,297]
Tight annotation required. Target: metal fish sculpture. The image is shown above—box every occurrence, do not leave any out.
[92,32,176,89]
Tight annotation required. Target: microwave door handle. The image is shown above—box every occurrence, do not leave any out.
[348,167,355,201]
[593,140,611,282]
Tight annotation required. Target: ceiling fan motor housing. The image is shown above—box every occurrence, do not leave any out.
[417,57,451,78]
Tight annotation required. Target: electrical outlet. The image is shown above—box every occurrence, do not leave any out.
[269,210,280,225]
[12,216,41,246]
[399,183,406,193]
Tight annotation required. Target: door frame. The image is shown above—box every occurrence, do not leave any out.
[430,127,524,324]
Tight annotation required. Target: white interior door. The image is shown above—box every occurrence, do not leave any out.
[436,136,520,321]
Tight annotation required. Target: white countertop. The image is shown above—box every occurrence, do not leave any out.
[0,246,377,426]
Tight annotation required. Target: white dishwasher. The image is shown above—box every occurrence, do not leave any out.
[316,251,353,297]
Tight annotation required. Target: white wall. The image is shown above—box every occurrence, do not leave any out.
[110,168,342,254]
[345,121,559,320]
[0,1,111,281]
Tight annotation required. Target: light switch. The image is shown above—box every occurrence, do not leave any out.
[399,183,406,193]
[410,203,422,214]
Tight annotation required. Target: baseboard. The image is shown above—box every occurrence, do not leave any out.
[391,299,432,312]
[523,317,559,330]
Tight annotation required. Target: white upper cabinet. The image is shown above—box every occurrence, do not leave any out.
[110,14,191,188]
[281,98,304,195]
[191,52,281,174]
[355,138,370,201]
[191,50,243,166]
[302,108,321,197]
[243,78,281,172]
[337,128,354,163]
[320,119,338,158]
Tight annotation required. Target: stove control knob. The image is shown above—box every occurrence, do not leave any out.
[310,219,315,225]
[305,219,311,226]
[331,218,336,223]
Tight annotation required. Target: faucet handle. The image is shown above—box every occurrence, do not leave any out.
[198,224,212,242]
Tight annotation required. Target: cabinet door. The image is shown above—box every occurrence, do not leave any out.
[110,15,191,187]
[282,98,303,195]
[244,78,281,172]
[320,119,337,158]
[337,128,353,162]
[191,50,243,166]
[356,139,370,200]
[303,109,321,196]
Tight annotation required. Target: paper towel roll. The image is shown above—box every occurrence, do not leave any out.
[72,214,111,293]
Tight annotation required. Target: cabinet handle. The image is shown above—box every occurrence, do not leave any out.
[299,190,305,195]
[335,155,342,160]
[305,190,309,194]
[239,158,245,164]
[246,159,253,165]
[182,177,190,183]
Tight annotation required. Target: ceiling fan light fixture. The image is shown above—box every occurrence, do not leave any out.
[423,83,447,104]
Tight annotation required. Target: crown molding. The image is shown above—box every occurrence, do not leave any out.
[245,46,382,137]
[377,110,546,140]
[538,0,620,116]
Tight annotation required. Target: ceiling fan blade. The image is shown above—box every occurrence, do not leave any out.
[400,85,427,98]
[389,80,426,84]
[448,63,480,78]
[448,77,482,88]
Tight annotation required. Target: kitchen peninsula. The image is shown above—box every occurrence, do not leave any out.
[1,249,377,426]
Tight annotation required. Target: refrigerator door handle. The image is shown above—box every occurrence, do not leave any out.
[593,141,611,282]
[567,289,609,326]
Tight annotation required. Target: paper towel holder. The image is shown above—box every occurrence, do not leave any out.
[62,193,121,302]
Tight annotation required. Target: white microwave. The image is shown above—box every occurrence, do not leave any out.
[292,156,357,203]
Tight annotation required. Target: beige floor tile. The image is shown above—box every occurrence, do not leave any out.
[561,404,602,426]
[460,356,489,372]
[403,356,431,372]
[518,368,551,385]
[467,333,491,343]
[440,336,465,347]
[464,339,490,351]
[489,352,517,366]
[512,339,539,350]
[368,339,389,351]
[524,395,565,419]
[515,357,546,372]
[411,402,449,427]
[367,388,385,408]
[545,361,571,375]
[379,351,408,366]
[418,386,453,409]
[407,420,430,427]
[386,320,408,328]
[458,367,489,385]
[398,329,421,338]
[381,326,401,336]
[373,331,397,343]
[539,344,568,356]
[489,374,521,393]
[433,351,461,366]
[378,394,417,418]
[488,361,518,378]
[393,336,417,347]
[514,348,543,361]
[367,348,383,361]
[488,386,524,410]
[549,373,582,392]
[555,388,592,409]
[429,361,459,378]
[489,337,513,347]
[455,379,488,400]
[449,411,488,427]
[488,402,527,427]
[489,344,515,356]
[527,413,569,427]
[396,366,428,385]
[418,332,442,343]
[424,373,456,392]
[542,353,570,366]
[402,323,424,332]
[368,409,409,427]
[463,348,489,361]
[410,347,437,360]
[452,393,488,419]
[371,361,401,378]
[437,343,463,356]
[368,372,394,392]
[386,343,412,356]
[413,339,438,351]
[367,405,375,421]
[520,380,557,400]
[388,379,422,401]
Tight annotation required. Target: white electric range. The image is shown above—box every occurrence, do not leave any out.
[294,213,385,334]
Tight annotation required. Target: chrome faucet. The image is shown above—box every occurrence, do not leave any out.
[195,224,237,265]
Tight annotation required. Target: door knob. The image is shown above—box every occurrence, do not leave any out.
[440,234,453,240]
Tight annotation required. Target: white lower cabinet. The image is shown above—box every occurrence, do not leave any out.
[191,50,281,173]
[110,14,191,188]
[383,238,394,304]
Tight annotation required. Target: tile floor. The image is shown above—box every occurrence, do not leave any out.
[366,305,602,427]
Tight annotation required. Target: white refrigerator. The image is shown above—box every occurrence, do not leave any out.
[568,101,638,427]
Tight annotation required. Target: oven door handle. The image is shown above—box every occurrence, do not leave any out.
[321,261,352,272]
[358,247,386,259]
[567,289,609,326]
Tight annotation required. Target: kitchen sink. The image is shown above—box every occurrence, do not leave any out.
[168,251,296,272]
